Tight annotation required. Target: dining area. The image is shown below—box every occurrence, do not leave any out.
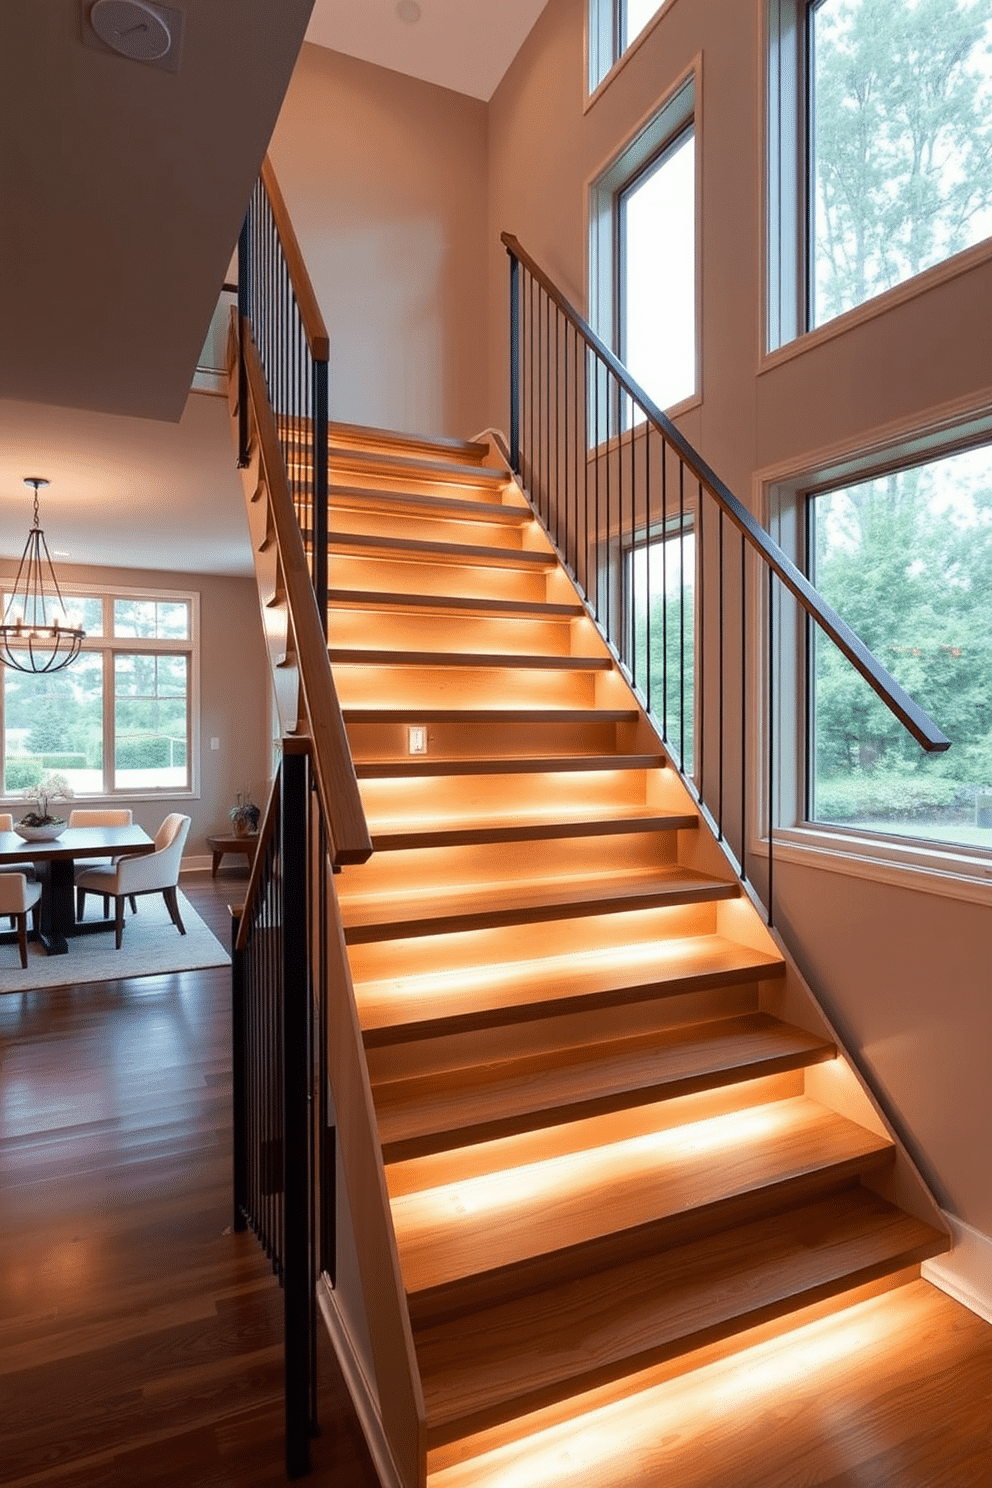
[0,809,191,964]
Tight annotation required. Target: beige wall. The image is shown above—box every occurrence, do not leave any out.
[269,44,490,441]
[487,0,992,1238]
[0,561,272,866]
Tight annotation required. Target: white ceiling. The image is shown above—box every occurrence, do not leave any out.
[0,1,548,579]
[305,0,549,101]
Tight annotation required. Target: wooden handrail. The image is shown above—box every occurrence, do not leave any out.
[260,155,330,363]
[240,321,372,866]
[502,231,950,755]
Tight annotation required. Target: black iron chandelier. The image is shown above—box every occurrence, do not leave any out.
[0,478,86,674]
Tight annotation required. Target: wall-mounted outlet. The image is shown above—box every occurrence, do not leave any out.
[210,737,220,751]
[408,725,427,755]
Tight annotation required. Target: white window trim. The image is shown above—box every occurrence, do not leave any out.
[586,0,681,110]
[0,578,200,803]
[588,63,701,422]
[757,394,992,902]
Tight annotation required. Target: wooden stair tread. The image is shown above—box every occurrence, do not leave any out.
[326,445,510,490]
[357,933,785,1043]
[327,484,529,526]
[343,865,735,944]
[330,648,612,672]
[328,420,490,465]
[373,1012,834,1160]
[392,1096,894,1297]
[367,808,697,852]
[328,531,553,570]
[344,707,638,724]
[354,753,666,777]
[327,589,584,619]
[415,1187,947,1438]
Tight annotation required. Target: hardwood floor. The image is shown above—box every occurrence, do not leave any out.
[2,870,991,1487]
[0,869,379,1488]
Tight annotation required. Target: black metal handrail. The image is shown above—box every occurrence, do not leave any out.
[503,232,948,921]
[239,158,329,625]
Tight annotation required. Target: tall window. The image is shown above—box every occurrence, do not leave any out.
[768,0,992,346]
[806,442,992,849]
[589,0,668,93]
[619,126,696,417]
[1,586,197,798]
[590,75,697,422]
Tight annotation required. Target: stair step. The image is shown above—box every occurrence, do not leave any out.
[345,707,638,724]
[328,446,511,494]
[366,808,696,853]
[393,1097,894,1307]
[328,421,490,466]
[353,753,666,777]
[329,531,554,572]
[414,1186,946,1445]
[328,589,584,619]
[331,649,612,672]
[357,933,784,1045]
[373,1012,833,1161]
[343,866,735,945]
[328,484,528,527]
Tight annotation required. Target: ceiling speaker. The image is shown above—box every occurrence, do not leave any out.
[88,0,174,63]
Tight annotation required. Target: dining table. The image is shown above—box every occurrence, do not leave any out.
[0,825,155,955]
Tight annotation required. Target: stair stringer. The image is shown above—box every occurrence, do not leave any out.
[478,431,949,1240]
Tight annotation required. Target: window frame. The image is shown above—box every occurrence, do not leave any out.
[0,580,200,803]
[589,68,699,424]
[767,0,992,355]
[762,406,992,901]
[587,0,675,102]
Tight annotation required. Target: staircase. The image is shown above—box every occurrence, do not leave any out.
[306,421,949,1485]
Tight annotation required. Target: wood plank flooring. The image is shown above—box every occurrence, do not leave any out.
[2,870,991,1487]
[0,870,378,1488]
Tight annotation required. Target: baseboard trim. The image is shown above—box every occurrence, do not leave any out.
[922,1211,992,1323]
[317,1276,404,1488]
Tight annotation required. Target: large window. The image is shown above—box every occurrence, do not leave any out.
[805,442,992,850]
[591,75,697,421]
[1,586,197,799]
[768,0,992,347]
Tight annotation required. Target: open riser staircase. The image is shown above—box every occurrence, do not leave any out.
[264,418,948,1485]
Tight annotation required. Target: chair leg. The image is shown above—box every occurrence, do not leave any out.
[163,885,186,936]
[16,911,27,969]
[103,896,110,919]
[129,895,138,915]
[77,887,86,921]
[115,896,126,950]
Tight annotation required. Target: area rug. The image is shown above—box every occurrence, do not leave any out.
[0,891,230,993]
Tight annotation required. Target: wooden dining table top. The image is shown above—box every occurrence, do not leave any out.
[0,825,154,862]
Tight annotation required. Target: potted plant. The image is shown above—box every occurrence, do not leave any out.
[229,786,261,838]
[17,770,74,840]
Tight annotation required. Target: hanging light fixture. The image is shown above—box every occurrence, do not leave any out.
[0,478,86,674]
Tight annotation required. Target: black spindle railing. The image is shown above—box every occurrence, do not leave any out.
[239,160,329,625]
[503,232,949,925]
[231,748,335,1479]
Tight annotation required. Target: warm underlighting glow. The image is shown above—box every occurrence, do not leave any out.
[404,1102,789,1223]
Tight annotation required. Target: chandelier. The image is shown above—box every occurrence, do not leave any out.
[0,478,86,674]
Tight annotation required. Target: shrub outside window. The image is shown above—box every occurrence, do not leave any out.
[807,442,992,849]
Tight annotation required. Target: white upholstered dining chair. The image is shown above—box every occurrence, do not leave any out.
[69,808,135,915]
[0,812,38,880]
[0,872,42,967]
[75,813,191,950]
